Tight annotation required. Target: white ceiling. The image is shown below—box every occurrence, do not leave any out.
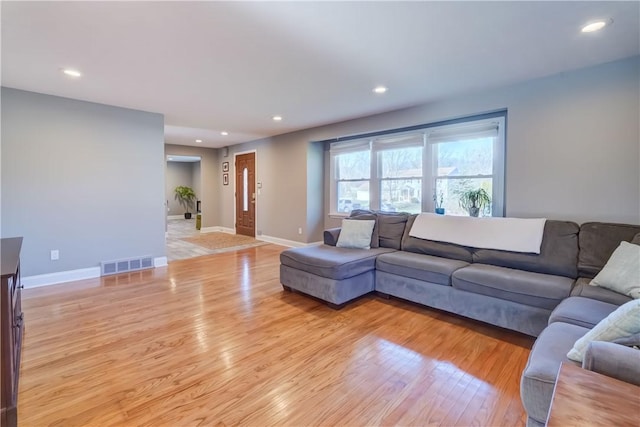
[2,1,639,149]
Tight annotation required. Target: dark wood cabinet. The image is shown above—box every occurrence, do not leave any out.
[1,237,23,427]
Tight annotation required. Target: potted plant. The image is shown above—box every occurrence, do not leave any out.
[174,186,196,219]
[434,191,445,215]
[458,188,491,217]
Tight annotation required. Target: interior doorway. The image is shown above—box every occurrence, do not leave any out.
[235,152,256,237]
[166,155,201,220]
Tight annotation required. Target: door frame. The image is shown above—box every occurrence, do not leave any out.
[233,149,258,236]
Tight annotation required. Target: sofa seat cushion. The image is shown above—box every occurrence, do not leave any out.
[280,245,395,280]
[452,264,574,310]
[376,252,469,286]
[570,277,632,306]
[549,296,619,328]
[520,322,585,425]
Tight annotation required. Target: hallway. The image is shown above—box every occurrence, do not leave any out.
[166,218,212,261]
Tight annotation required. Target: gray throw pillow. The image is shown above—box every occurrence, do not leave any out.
[631,233,640,246]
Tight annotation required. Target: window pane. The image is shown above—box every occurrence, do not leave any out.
[380,179,422,214]
[337,180,369,213]
[380,146,422,178]
[436,177,493,216]
[336,151,370,180]
[436,137,493,176]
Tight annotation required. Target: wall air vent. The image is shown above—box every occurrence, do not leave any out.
[101,255,154,276]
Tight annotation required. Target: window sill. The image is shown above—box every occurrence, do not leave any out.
[329,213,348,219]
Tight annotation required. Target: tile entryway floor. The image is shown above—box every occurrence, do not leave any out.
[166,218,214,261]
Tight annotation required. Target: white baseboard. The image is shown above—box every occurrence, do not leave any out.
[257,235,308,248]
[22,267,101,289]
[200,226,235,234]
[197,228,316,248]
[22,256,168,288]
[167,215,185,220]
[154,256,168,267]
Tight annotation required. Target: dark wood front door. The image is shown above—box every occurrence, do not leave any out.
[235,152,256,237]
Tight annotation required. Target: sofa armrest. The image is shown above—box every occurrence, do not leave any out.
[582,341,640,386]
[324,228,341,246]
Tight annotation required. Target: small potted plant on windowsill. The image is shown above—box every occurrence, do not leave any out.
[174,186,196,219]
[459,188,491,217]
[434,191,445,215]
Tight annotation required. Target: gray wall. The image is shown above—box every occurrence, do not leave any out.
[164,144,219,227]
[224,56,639,244]
[1,87,166,276]
[192,161,201,207]
[166,161,199,215]
[221,137,310,241]
[306,141,325,242]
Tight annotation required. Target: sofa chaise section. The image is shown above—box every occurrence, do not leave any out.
[280,211,408,307]
[280,244,395,307]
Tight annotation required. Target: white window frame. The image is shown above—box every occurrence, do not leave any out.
[374,132,426,214]
[426,117,505,216]
[329,139,371,215]
[329,114,506,217]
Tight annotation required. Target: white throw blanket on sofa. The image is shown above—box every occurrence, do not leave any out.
[409,213,547,254]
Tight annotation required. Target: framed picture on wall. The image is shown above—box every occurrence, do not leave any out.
[223,173,229,186]
[222,162,229,172]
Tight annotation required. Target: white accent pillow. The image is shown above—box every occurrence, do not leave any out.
[336,219,375,249]
[589,241,640,299]
[567,299,640,362]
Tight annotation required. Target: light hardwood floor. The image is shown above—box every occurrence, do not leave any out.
[18,244,533,426]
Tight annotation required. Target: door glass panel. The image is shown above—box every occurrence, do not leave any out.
[243,168,248,211]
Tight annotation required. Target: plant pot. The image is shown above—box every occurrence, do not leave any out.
[184,213,192,219]
[468,207,480,217]
[435,208,445,215]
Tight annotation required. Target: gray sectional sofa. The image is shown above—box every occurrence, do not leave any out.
[279,211,640,426]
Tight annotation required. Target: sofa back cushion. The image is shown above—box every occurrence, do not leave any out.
[401,214,474,262]
[350,209,409,250]
[377,213,409,249]
[578,222,640,278]
[473,220,579,278]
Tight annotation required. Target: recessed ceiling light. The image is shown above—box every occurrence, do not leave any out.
[581,20,609,33]
[273,115,283,121]
[373,86,388,94]
[195,139,202,143]
[221,131,229,136]
[62,69,82,78]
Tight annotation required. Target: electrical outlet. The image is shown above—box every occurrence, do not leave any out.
[298,227,302,235]
[50,250,59,261]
